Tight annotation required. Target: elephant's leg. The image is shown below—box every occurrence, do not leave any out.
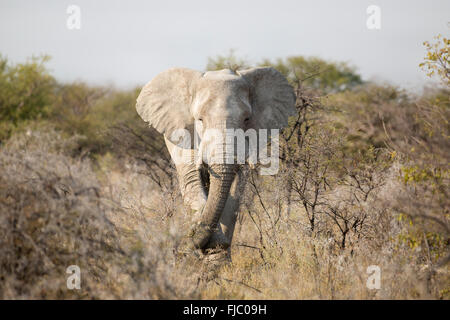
[164,137,206,216]
[178,162,207,214]
[219,167,248,248]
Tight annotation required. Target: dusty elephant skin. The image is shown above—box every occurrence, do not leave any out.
[135,67,296,258]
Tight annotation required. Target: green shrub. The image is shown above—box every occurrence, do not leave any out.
[0,55,56,141]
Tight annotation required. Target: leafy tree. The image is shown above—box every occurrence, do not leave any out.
[206,49,250,72]
[0,55,55,124]
[260,56,363,93]
[51,82,141,156]
[0,55,56,141]
[420,34,449,86]
[206,51,363,93]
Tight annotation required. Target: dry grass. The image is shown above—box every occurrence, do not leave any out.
[0,111,448,299]
[1,51,448,300]
[0,129,201,299]
[204,165,449,299]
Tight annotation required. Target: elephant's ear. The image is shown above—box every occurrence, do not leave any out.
[238,67,296,130]
[136,68,202,144]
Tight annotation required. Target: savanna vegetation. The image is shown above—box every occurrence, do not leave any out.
[0,35,448,299]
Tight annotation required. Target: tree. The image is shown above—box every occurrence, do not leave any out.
[207,51,363,93]
[260,56,363,93]
[0,55,56,141]
[0,55,55,124]
[420,34,449,86]
[206,49,250,72]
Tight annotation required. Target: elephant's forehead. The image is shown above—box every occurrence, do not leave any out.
[202,69,240,80]
[195,71,248,97]
[191,70,250,117]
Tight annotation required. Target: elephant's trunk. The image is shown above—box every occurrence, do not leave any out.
[191,163,236,249]
[191,135,237,249]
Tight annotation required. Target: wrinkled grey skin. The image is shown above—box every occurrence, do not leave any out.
[136,67,295,257]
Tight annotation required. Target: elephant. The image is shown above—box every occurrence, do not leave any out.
[135,67,296,258]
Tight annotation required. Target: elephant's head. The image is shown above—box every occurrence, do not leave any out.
[136,67,296,250]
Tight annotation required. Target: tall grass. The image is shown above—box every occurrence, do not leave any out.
[0,53,448,299]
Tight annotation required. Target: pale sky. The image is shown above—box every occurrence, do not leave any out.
[1,0,449,90]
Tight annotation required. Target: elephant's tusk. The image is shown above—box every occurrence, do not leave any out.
[195,142,204,170]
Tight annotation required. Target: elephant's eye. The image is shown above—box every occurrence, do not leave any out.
[198,118,203,122]
[244,117,250,124]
